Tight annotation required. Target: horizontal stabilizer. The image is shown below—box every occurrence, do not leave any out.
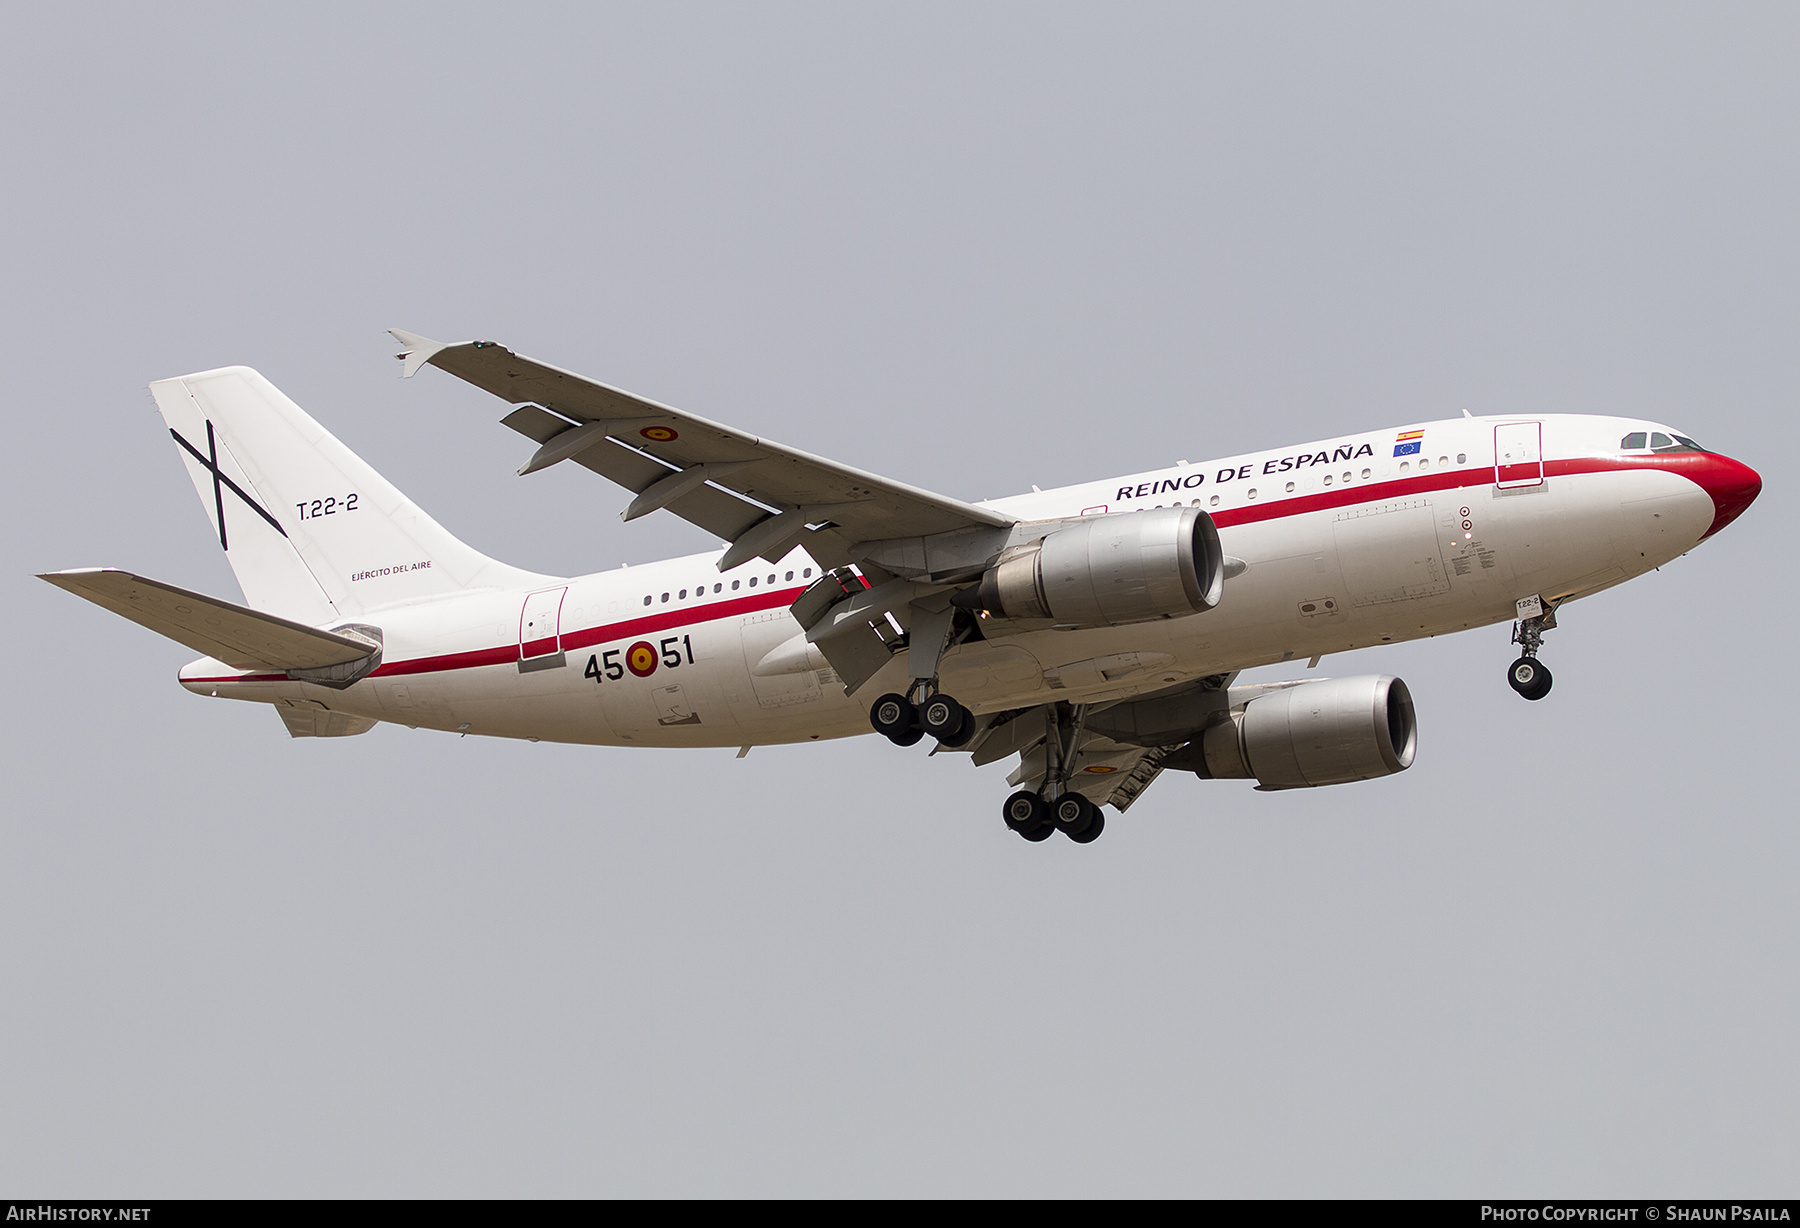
[39,569,378,672]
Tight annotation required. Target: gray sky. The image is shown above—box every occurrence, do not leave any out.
[3,2,1794,1196]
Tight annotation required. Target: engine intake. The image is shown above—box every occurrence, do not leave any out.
[976,506,1224,627]
[1197,675,1416,789]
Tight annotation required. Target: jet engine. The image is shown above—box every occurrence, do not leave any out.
[1195,675,1416,789]
[974,506,1224,627]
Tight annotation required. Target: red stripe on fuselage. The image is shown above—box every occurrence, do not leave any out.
[192,451,1747,687]
[185,586,809,686]
[555,587,807,656]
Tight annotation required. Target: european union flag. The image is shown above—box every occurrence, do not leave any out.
[1393,440,1421,457]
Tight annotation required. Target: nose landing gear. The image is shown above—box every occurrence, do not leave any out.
[1507,655,1553,700]
[1507,595,1557,701]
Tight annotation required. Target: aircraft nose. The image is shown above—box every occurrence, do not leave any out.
[1692,453,1762,539]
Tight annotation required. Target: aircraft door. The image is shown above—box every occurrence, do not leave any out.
[519,586,567,669]
[1495,422,1544,489]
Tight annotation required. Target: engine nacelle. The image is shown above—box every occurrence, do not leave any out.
[975,506,1224,627]
[1197,675,1416,789]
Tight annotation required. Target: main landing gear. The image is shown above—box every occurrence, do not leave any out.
[870,600,1107,845]
[868,596,978,749]
[998,701,1107,844]
[1003,789,1105,843]
[1507,597,1557,701]
[869,688,976,749]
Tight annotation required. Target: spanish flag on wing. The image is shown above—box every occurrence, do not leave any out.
[1393,429,1424,457]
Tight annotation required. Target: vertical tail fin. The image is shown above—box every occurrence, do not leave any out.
[151,366,546,622]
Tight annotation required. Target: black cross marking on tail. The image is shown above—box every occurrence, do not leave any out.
[169,421,288,551]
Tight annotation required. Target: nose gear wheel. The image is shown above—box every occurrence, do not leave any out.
[1507,656,1553,700]
[1508,599,1559,702]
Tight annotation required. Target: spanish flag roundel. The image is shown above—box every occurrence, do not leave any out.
[626,640,660,677]
[640,425,679,443]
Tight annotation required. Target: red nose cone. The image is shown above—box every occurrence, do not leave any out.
[1694,453,1762,539]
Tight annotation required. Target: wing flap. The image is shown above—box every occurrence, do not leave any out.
[40,569,377,672]
[501,405,820,548]
[984,715,1179,813]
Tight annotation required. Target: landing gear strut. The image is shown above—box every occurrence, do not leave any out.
[1508,597,1557,701]
[867,596,977,748]
[996,702,1108,843]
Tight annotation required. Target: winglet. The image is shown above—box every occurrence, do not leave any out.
[388,328,451,379]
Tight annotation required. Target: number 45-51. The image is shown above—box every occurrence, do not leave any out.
[585,635,694,683]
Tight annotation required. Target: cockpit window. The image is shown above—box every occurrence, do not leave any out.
[1620,431,1707,454]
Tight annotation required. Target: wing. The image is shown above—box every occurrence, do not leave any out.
[390,330,1013,571]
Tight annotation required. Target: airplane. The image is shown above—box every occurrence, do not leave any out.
[40,331,1762,844]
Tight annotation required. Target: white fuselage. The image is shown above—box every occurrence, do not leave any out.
[179,413,1732,747]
